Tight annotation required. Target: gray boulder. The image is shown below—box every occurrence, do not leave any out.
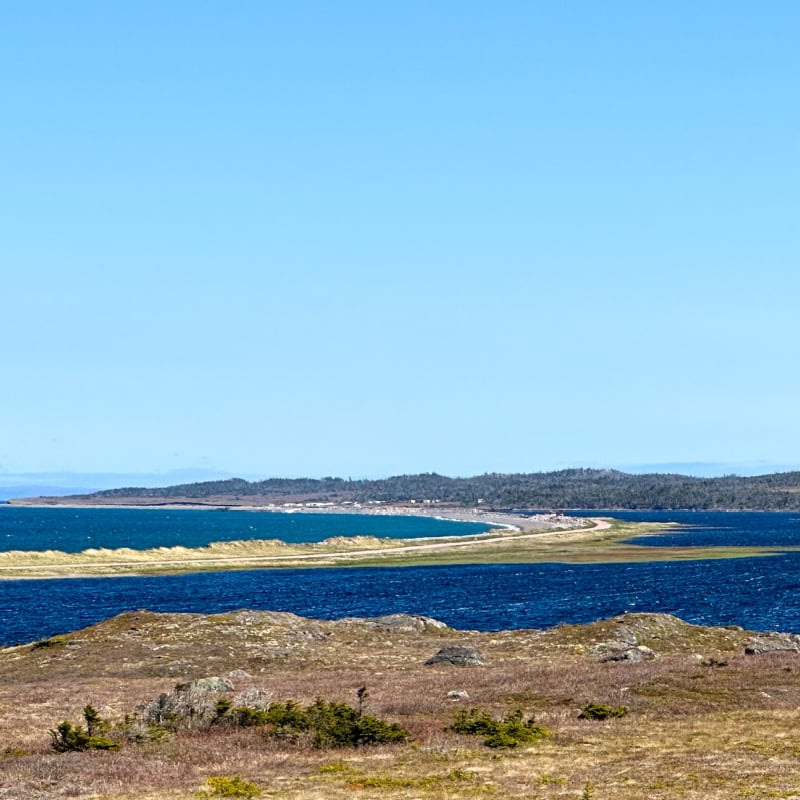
[144,676,234,730]
[232,687,273,710]
[344,614,449,633]
[594,643,657,663]
[425,645,486,667]
[190,676,234,692]
[745,634,800,655]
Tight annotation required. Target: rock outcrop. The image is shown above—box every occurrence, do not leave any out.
[143,676,234,730]
[425,645,486,667]
[745,633,800,655]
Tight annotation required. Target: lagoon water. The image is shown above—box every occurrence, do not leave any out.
[2,508,800,645]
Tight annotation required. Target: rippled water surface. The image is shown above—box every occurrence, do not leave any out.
[0,506,492,552]
[2,509,799,645]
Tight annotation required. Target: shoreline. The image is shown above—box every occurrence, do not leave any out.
[0,514,610,581]
[2,500,573,534]
[0,515,788,580]
[0,520,611,576]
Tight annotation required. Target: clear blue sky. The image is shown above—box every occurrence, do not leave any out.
[2,2,799,484]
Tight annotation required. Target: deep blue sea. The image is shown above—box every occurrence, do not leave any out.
[566,509,800,547]
[2,508,800,645]
[0,506,493,552]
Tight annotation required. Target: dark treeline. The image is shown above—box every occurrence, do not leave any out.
[78,469,800,510]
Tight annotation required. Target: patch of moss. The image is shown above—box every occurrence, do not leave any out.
[31,635,67,650]
[199,775,261,797]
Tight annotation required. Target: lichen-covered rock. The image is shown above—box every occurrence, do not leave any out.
[343,614,449,633]
[233,687,273,709]
[226,669,253,681]
[190,676,234,692]
[594,643,658,662]
[745,634,800,655]
[425,645,486,666]
[143,676,234,730]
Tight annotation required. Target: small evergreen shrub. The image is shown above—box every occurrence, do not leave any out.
[213,698,233,721]
[448,707,498,737]
[578,703,629,721]
[448,707,549,748]
[260,700,310,738]
[50,706,120,752]
[231,706,270,727]
[50,720,120,752]
[82,704,109,736]
[255,698,408,748]
[138,687,410,748]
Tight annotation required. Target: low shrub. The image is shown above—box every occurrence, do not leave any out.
[50,721,120,753]
[578,703,629,721]
[119,714,173,744]
[258,699,310,738]
[82,704,109,736]
[205,695,408,748]
[448,707,550,748]
[50,705,120,753]
[448,707,498,737]
[262,698,409,748]
[213,698,233,721]
[230,706,270,727]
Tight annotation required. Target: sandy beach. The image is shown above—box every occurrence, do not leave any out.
[5,497,577,534]
[0,504,614,579]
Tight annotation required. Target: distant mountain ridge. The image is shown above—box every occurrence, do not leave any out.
[19,468,800,510]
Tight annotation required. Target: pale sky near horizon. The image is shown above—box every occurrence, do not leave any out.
[2,2,800,483]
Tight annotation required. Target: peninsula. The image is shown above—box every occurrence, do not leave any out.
[6,467,800,578]
[11,467,800,510]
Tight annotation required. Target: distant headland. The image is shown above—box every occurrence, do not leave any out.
[8,468,800,511]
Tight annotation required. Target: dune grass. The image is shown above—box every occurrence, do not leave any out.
[0,519,790,579]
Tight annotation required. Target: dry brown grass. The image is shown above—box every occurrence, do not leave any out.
[3,611,800,798]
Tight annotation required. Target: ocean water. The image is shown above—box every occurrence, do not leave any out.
[1,509,800,645]
[0,506,493,552]
[593,509,800,548]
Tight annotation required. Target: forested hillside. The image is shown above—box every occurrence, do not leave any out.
[61,469,800,510]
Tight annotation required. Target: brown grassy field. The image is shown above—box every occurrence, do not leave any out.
[3,609,800,798]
